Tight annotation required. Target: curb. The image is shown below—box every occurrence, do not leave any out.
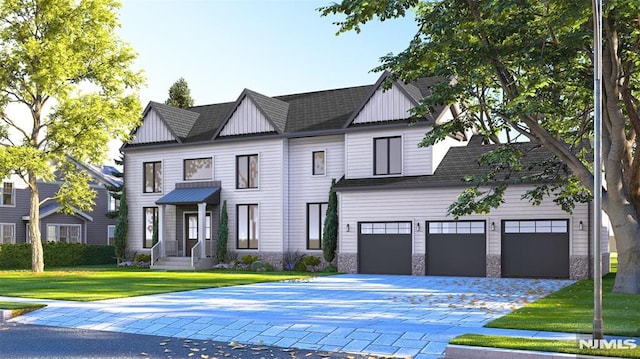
[1,309,14,322]
[445,344,620,359]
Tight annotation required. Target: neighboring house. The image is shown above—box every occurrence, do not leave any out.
[0,163,122,246]
[123,71,608,279]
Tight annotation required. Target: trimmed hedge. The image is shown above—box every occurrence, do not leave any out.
[0,243,116,269]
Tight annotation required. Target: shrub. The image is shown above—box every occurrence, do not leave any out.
[250,260,274,272]
[240,254,259,265]
[133,253,151,263]
[283,250,304,271]
[216,200,228,263]
[322,179,338,263]
[0,243,116,269]
[304,256,322,268]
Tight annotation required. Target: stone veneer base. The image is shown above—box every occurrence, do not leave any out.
[570,255,589,280]
[486,254,501,278]
[412,255,425,276]
[337,253,357,274]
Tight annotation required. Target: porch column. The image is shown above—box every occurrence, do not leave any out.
[158,204,165,257]
[198,202,206,258]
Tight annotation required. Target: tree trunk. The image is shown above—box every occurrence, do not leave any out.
[28,173,44,272]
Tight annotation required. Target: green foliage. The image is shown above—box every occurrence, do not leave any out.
[240,254,260,265]
[304,256,322,268]
[133,253,151,263]
[165,77,195,108]
[0,0,144,271]
[249,261,274,272]
[216,200,228,263]
[0,243,115,269]
[114,188,128,263]
[293,255,323,272]
[322,179,338,263]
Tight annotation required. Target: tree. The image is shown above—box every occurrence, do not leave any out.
[114,188,128,264]
[322,179,338,264]
[165,77,194,108]
[0,0,143,272]
[320,0,640,293]
[217,200,228,263]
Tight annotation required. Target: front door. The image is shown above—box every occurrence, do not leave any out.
[185,213,211,257]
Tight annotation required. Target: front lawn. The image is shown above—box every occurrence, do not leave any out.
[0,267,323,301]
[0,301,46,316]
[451,334,640,359]
[486,273,640,336]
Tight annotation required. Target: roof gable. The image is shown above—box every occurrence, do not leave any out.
[131,107,178,144]
[215,89,286,138]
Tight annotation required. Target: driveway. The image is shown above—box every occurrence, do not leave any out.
[8,274,574,359]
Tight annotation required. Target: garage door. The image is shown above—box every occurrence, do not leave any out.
[426,221,486,276]
[358,222,412,275]
[502,220,569,279]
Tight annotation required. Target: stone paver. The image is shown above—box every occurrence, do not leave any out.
[7,274,574,358]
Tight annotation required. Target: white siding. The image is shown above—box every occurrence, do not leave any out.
[338,185,589,257]
[345,126,433,179]
[132,109,176,144]
[352,83,414,124]
[125,138,285,253]
[288,135,345,252]
[220,98,275,136]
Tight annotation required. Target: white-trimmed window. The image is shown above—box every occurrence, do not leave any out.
[47,224,81,243]
[184,157,213,181]
[312,151,325,176]
[428,221,486,234]
[374,136,402,175]
[504,220,568,234]
[1,182,14,206]
[107,225,116,245]
[108,194,120,212]
[237,204,258,249]
[0,224,15,244]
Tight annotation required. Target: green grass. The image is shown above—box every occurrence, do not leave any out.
[487,273,640,336]
[0,301,46,316]
[0,266,325,301]
[451,334,640,359]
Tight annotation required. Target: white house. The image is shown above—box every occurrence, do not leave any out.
[122,72,608,279]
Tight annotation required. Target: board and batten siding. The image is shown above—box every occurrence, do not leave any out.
[132,109,176,145]
[352,83,414,124]
[338,185,590,257]
[345,126,434,179]
[219,97,276,136]
[124,138,285,253]
[288,135,345,252]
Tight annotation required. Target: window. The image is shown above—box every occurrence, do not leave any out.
[47,224,81,243]
[143,162,162,193]
[237,204,258,249]
[108,195,120,212]
[312,151,325,176]
[107,225,116,245]
[184,157,212,181]
[307,203,328,250]
[1,182,14,206]
[143,207,158,248]
[236,155,259,189]
[360,222,412,234]
[185,213,212,240]
[374,136,402,175]
[0,224,15,244]
[428,221,486,234]
[504,220,568,234]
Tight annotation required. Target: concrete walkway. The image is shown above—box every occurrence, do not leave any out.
[7,274,577,359]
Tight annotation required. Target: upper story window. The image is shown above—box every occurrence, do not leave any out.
[1,182,14,206]
[143,161,162,193]
[184,157,212,181]
[312,151,325,176]
[236,154,259,189]
[108,194,120,212]
[374,136,402,175]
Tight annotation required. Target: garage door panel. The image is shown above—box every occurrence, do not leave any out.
[426,221,486,277]
[358,233,412,275]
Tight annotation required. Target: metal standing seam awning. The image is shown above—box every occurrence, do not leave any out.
[155,186,221,205]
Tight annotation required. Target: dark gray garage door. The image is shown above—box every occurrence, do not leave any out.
[426,221,486,277]
[358,222,412,275]
[502,220,569,279]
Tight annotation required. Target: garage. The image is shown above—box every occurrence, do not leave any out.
[358,222,412,275]
[501,220,569,279]
[426,221,486,276]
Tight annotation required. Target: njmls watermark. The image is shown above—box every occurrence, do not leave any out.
[579,339,638,350]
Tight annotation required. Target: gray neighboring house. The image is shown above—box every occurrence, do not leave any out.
[0,164,122,246]
[123,71,609,279]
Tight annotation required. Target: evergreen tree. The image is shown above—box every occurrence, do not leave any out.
[114,188,128,264]
[322,179,338,263]
[165,77,195,108]
[217,200,228,263]
[105,155,124,219]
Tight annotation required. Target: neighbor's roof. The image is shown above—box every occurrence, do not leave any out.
[127,72,448,146]
[334,136,566,191]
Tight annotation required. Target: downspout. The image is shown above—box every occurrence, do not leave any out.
[588,201,592,278]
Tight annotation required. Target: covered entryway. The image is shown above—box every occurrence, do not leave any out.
[358,222,412,275]
[184,213,212,257]
[501,220,570,279]
[426,221,486,276]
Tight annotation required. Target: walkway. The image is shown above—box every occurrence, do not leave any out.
[7,274,576,359]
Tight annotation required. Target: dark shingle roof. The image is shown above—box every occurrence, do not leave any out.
[334,136,562,191]
[130,74,447,145]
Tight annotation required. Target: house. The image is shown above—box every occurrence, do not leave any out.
[122,72,608,279]
[0,163,121,246]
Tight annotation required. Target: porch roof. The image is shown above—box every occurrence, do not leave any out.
[155,186,221,205]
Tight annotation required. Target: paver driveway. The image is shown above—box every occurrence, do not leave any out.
[9,274,573,359]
